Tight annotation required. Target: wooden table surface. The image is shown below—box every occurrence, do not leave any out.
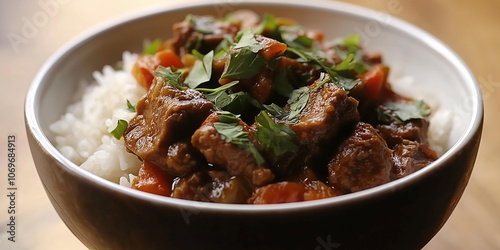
[1,0,498,249]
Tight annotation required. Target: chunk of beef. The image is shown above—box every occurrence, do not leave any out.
[171,15,240,56]
[171,171,211,201]
[124,76,213,173]
[392,139,438,179]
[289,79,360,149]
[191,113,274,187]
[328,122,393,192]
[165,141,204,176]
[377,119,430,147]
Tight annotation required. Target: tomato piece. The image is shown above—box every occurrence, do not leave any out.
[156,50,184,69]
[132,161,173,197]
[249,182,306,204]
[359,65,389,100]
[132,50,184,89]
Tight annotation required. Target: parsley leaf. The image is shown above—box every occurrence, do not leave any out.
[143,38,161,55]
[263,103,288,119]
[272,66,295,98]
[110,119,128,139]
[184,50,214,89]
[126,99,136,112]
[287,47,361,92]
[154,66,187,90]
[213,112,265,165]
[342,34,361,53]
[287,86,309,124]
[234,29,263,53]
[255,111,298,157]
[377,100,431,123]
[221,48,267,79]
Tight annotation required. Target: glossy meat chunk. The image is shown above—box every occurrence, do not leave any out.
[124,76,213,173]
[328,122,393,192]
[289,79,360,148]
[392,139,437,179]
[191,113,274,187]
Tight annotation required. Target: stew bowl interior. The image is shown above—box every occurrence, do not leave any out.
[25,1,482,249]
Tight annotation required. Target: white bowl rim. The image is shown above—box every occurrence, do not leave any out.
[25,0,483,213]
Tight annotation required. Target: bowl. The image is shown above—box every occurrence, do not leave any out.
[25,0,483,249]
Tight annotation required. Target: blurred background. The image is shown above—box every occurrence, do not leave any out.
[0,0,498,249]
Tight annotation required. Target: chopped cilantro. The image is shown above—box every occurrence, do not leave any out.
[234,29,263,53]
[255,111,298,157]
[221,48,267,79]
[263,103,288,119]
[213,112,265,164]
[287,86,310,124]
[184,50,214,89]
[154,66,187,90]
[126,99,136,112]
[377,100,431,123]
[143,38,161,55]
[110,119,128,139]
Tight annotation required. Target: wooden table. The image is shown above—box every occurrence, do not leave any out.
[1,0,498,249]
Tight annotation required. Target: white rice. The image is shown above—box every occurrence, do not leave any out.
[50,52,451,186]
[50,52,145,183]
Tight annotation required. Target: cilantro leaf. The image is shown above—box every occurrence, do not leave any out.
[110,119,128,139]
[287,86,309,124]
[126,99,136,112]
[333,53,356,71]
[272,66,295,98]
[234,29,263,53]
[213,113,265,165]
[255,111,298,157]
[342,34,361,53]
[154,66,187,90]
[221,48,267,79]
[143,38,161,55]
[263,103,288,119]
[184,50,214,89]
[378,100,431,123]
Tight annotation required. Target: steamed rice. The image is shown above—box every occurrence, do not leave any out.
[50,52,145,183]
[49,51,451,186]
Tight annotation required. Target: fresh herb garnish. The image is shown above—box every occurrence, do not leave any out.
[234,29,263,53]
[377,100,431,123]
[213,112,265,164]
[255,111,298,157]
[263,103,288,119]
[126,99,136,112]
[154,66,187,90]
[272,66,295,98]
[313,72,331,91]
[287,86,310,123]
[143,38,161,55]
[184,50,214,89]
[110,119,128,139]
[342,34,361,53]
[221,48,267,79]
[287,47,361,92]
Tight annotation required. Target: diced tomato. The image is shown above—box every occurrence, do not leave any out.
[156,50,184,69]
[132,50,184,89]
[132,161,173,197]
[359,65,389,101]
[249,182,306,204]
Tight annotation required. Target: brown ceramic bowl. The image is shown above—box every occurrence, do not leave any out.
[25,1,483,249]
